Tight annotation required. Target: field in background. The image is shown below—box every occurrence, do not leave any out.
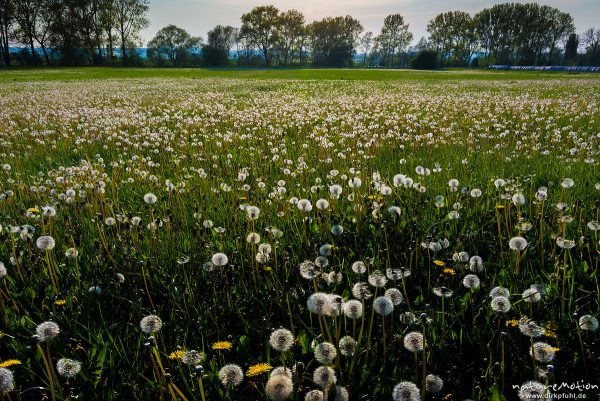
[0,69,599,401]
[1,66,599,83]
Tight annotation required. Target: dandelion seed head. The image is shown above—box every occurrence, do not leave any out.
[313,342,337,364]
[143,193,157,204]
[36,235,55,251]
[300,261,320,279]
[0,368,15,394]
[433,287,454,298]
[182,350,205,366]
[469,256,483,272]
[403,332,424,353]
[522,287,541,303]
[313,366,336,389]
[578,315,599,332]
[367,270,387,288]
[342,299,363,320]
[384,288,403,305]
[509,237,528,251]
[462,274,480,289]
[140,315,162,334]
[305,390,324,401]
[392,381,420,401]
[373,296,394,316]
[211,253,228,267]
[270,366,293,379]
[265,373,293,401]
[338,336,357,357]
[351,282,372,300]
[219,364,244,388]
[490,286,510,298]
[331,225,344,236]
[36,321,60,342]
[490,296,511,313]
[335,386,349,401]
[269,328,294,352]
[425,374,444,393]
[56,358,81,378]
[518,317,545,338]
[351,261,366,274]
[530,342,555,363]
[246,232,261,244]
[307,292,331,315]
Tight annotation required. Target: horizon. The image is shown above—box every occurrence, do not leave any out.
[141,0,599,45]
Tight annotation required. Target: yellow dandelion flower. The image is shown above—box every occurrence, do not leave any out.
[552,347,560,352]
[0,359,22,368]
[168,350,184,360]
[212,341,233,350]
[442,268,456,276]
[263,266,272,272]
[246,363,272,377]
[495,204,506,209]
[55,299,66,306]
[544,329,558,339]
[433,260,445,267]
[27,207,40,214]
[0,331,5,339]
[505,319,519,328]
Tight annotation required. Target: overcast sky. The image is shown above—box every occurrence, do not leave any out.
[140,0,598,44]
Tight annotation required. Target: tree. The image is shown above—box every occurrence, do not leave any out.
[13,0,43,64]
[240,5,280,66]
[203,24,235,66]
[309,16,363,67]
[114,0,149,65]
[564,33,578,64]
[275,9,304,65]
[147,24,201,67]
[375,14,412,66]
[411,49,438,69]
[582,28,600,65]
[359,31,373,65]
[545,8,575,64]
[428,11,475,66]
[0,0,15,66]
[472,3,574,65]
[413,36,430,52]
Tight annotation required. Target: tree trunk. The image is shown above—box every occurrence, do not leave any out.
[29,37,37,65]
[108,29,114,64]
[41,44,50,65]
[121,33,126,65]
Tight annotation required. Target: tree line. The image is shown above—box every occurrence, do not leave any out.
[1,1,599,68]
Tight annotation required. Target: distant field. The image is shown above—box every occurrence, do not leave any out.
[1,66,600,83]
[0,70,598,401]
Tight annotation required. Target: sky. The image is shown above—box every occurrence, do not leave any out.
[140,0,599,45]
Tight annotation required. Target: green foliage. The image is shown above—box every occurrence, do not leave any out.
[147,24,202,67]
[410,49,439,70]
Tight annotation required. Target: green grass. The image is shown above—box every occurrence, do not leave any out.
[1,66,600,83]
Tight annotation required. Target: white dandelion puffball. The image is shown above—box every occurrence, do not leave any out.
[211,253,228,266]
[140,315,163,334]
[36,235,56,251]
[143,193,157,204]
[269,328,294,352]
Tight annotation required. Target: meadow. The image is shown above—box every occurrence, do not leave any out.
[0,68,599,401]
